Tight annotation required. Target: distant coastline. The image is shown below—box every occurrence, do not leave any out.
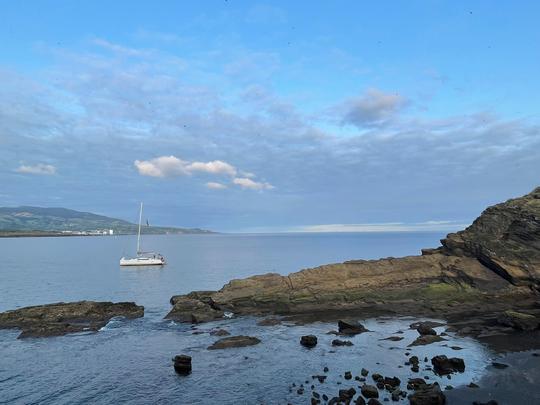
[0,230,216,238]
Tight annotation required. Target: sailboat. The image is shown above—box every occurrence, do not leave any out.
[119,202,165,266]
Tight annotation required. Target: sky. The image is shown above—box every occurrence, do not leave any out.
[1,1,539,232]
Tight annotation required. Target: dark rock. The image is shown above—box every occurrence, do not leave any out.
[372,373,384,382]
[301,335,318,348]
[467,382,479,388]
[297,388,304,395]
[165,293,223,323]
[409,335,446,346]
[431,355,465,375]
[355,396,367,405]
[361,384,379,398]
[207,335,261,350]
[407,378,427,390]
[408,382,445,405]
[450,346,463,350]
[338,320,368,335]
[333,339,354,346]
[384,376,400,388]
[209,328,230,336]
[324,366,329,373]
[381,336,404,341]
[322,394,328,401]
[344,371,352,380]
[361,368,369,376]
[0,300,144,339]
[376,381,385,389]
[312,375,327,383]
[410,355,420,365]
[416,322,438,336]
[411,365,420,372]
[313,391,320,399]
[444,385,453,390]
[172,354,192,375]
[473,401,498,405]
[491,362,509,369]
[367,399,382,405]
[338,387,356,401]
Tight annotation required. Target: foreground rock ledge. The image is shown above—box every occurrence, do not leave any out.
[166,187,540,343]
[0,301,144,338]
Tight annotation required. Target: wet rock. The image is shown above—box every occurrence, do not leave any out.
[0,300,144,339]
[376,381,385,389]
[312,375,327,383]
[450,346,463,350]
[322,394,328,401]
[409,335,446,346]
[416,322,438,336]
[472,401,498,405]
[367,398,382,405]
[384,376,400,388]
[411,365,420,373]
[497,310,539,331]
[313,391,320,399]
[338,320,368,335]
[207,335,261,350]
[300,335,318,348]
[407,378,426,390]
[324,366,329,373]
[468,382,479,388]
[256,317,281,326]
[431,355,465,375]
[372,373,384,382]
[491,362,509,369]
[391,390,401,401]
[361,384,379,398]
[297,388,304,395]
[444,385,453,390]
[410,355,419,365]
[172,354,192,375]
[209,328,230,336]
[333,339,354,346]
[165,294,223,323]
[338,387,356,401]
[344,371,352,380]
[408,382,445,405]
[361,368,369,376]
[355,396,366,405]
[410,321,445,330]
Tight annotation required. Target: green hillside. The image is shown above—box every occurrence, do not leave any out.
[0,206,213,235]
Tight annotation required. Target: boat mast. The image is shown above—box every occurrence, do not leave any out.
[137,202,143,254]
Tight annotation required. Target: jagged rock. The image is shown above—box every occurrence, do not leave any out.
[491,362,509,369]
[207,335,260,350]
[300,335,318,348]
[439,187,540,286]
[409,335,446,346]
[381,336,404,341]
[361,384,379,398]
[338,320,368,335]
[408,382,445,405]
[407,378,427,390]
[165,293,224,323]
[338,387,356,401]
[384,376,400,388]
[0,301,144,339]
[372,373,384,382]
[172,354,192,375]
[344,371,352,380]
[473,401,498,405]
[367,400,382,405]
[332,339,353,346]
[355,396,367,405]
[431,355,465,375]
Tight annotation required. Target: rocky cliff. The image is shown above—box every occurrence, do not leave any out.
[166,187,540,334]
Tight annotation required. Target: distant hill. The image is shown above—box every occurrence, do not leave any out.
[0,206,213,235]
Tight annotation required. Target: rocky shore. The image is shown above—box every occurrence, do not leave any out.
[0,301,144,338]
[166,187,540,348]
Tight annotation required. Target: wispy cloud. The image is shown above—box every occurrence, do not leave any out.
[206,182,227,190]
[15,163,56,175]
[341,88,408,128]
[233,177,274,190]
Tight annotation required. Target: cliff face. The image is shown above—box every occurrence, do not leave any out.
[439,187,540,287]
[166,187,540,323]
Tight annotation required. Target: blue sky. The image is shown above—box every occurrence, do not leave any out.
[1,1,539,232]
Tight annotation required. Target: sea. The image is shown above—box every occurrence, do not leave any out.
[0,233,518,404]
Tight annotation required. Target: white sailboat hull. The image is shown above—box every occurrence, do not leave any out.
[120,256,164,266]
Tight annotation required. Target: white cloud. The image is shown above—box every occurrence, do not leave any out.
[134,156,189,177]
[187,160,237,176]
[233,177,274,190]
[206,182,227,190]
[291,221,468,233]
[15,163,56,175]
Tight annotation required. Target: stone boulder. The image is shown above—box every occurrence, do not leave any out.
[338,320,368,335]
[431,355,465,375]
[300,335,318,348]
[361,384,379,398]
[408,382,445,405]
[165,292,224,323]
[497,310,539,331]
[172,354,192,375]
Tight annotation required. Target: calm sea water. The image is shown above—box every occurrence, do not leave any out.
[0,233,504,404]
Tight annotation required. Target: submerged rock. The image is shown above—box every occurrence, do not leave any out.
[332,339,353,346]
[415,322,438,336]
[209,328,230,336]
[497,310,539,331]
[207,335,261,350]
[361,384,379,398]
[256,317,282,326]
[409,335,446,346]
[0,301,144,339]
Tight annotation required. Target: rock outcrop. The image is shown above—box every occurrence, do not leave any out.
[165,188,540,339]
[0,301,144,338]
[437,186,540,287]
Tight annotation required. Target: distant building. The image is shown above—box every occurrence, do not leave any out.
[109,229,114,235]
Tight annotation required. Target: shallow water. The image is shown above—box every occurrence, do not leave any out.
[0,233,503,404]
